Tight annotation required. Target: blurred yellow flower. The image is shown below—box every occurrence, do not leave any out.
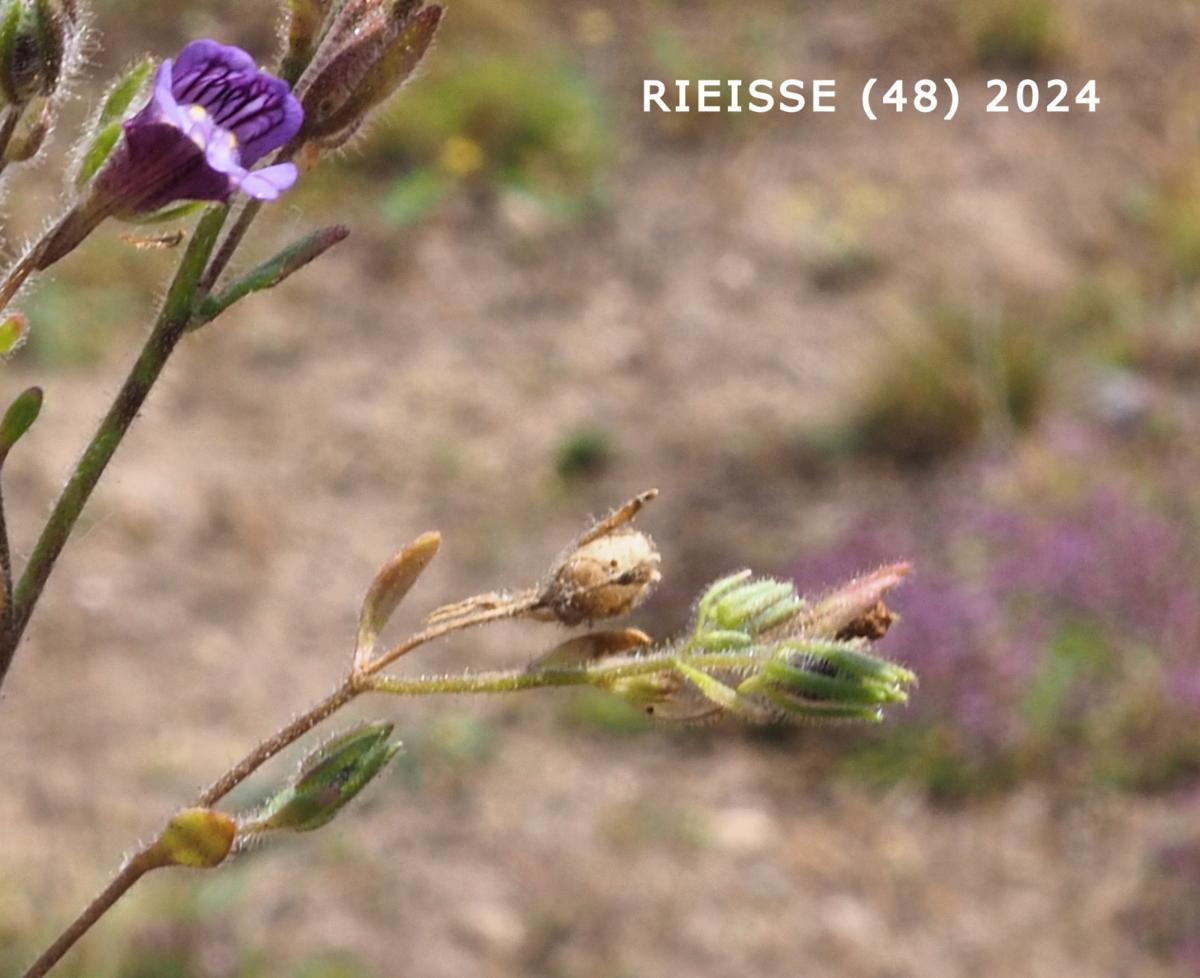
[439,135,485,176]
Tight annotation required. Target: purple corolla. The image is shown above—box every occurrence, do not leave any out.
[96,39,304,215]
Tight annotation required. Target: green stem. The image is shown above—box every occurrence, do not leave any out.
[194,679,359,807]
[0,207,228,687]
[190,224,349,331]
[199,140,302,294]
[368,650,766,696]
[0,480,11,635]
[202,198,263,293]
[0,199,114,312]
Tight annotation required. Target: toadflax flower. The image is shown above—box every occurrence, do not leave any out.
[95,39,304,214]
[35,39,304,270]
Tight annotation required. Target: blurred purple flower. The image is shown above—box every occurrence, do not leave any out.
[97,39,303,215]
[791,476,1200,755]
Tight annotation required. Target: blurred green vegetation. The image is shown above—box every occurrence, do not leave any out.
[555,425,615,481]
[392,712,498,792]
[362,55,613,218]
[835,303,1050,466]
[960,0,1065,68]
[1145,161,1200,284]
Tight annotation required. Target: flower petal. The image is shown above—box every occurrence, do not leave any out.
[237,162,298,200]
[171,39,258,101]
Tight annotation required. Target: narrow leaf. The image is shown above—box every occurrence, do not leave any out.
[97,58,154,127]
[190,224,351,330]
[0,386,42,461]
[356,530,440,658]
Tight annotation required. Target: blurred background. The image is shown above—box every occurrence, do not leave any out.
[2,0,1200,975]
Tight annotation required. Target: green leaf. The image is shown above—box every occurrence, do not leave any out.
[74,119,121,188]
[0,386,42,460]
[74,58,154,189]
[190,224,350,329]
[98,57,154,128]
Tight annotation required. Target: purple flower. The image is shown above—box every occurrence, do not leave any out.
[96,40,303,215]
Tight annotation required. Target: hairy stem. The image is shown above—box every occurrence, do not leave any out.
[360,604,530,676]
[0,480,11,635]
[0,103,20,178]
[0,207,229,690]
[201,144,299,293]
[367,650,760,696]
[190,224,350,331]
[201,198,264,292]
[195,679,360,807]
[19,847,159,978]
[0,202,114,311]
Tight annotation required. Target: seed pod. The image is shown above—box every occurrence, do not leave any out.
[149,808,237,869]
[537,529,661,626]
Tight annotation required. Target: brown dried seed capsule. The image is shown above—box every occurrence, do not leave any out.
[834,600,897,641]
[536,529,661,626]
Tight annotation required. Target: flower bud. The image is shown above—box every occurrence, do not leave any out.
[298,9,391,138]
[697,574,803,638]
[0,311,28,358]
[788,562,911,641]
[0,0,71,104]
[298,2,441,143]
[309,4,441,139]
[248,721,401,833]
[31,0,64,95]
[0,0,41,104]
[149,808,237,869]
[537,529,661,626]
